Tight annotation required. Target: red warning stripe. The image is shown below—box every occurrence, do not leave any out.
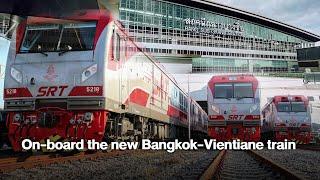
[4,88,33,98]
[69,86,103,96]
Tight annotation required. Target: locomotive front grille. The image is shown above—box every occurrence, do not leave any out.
[5,100,36,111]
[243,120,260,127]
[67,98,105,110]
[5,97,106,111]
[208,120,226,126]
[36,99,67,109]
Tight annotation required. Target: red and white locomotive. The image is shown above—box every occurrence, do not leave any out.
[262,95,312,144]
[4,9,207,151]
[207,75,261,141]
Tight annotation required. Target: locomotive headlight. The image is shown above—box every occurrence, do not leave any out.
[251,127,256,132]
[276,117,281,121]
[81,64,97,82]
[13,113,22,122]
[249,104,258,113]
[11,67,22,83]
[84,70,91,77]
[84,112,93,122]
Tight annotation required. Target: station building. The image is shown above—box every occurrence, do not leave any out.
[117,0,320,73]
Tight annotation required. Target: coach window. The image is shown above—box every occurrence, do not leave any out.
[122,37,127,60]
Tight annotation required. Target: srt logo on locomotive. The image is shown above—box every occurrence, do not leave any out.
[37,86,68,97]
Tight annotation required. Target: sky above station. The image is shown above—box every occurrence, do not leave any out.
[212,0,320,45]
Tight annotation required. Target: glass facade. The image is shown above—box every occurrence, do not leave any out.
[297,47,320,69]
[119,0,315,73]
[297,47,320,61]
[0,14,10,36]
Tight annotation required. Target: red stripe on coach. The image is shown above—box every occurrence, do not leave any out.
[126,88,150,107]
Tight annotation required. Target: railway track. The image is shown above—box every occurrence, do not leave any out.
[0,150,130,173]
[201,150,304,180]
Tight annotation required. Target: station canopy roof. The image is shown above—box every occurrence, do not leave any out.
[0,0,99,18]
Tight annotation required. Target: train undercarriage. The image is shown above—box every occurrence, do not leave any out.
[6,108,205,151]
[105,111,208,143]
[261,128,312,144]
[208,121,261,142]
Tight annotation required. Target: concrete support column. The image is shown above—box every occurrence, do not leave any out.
[248,59,254,73]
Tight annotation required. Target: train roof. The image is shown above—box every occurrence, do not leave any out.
[114,21,187,98]
[262,95,309,112]
[273,95,308,102]
[208,74,258,85]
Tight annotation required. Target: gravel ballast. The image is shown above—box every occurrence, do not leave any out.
[255,149,320,180]
[1,150,217,180]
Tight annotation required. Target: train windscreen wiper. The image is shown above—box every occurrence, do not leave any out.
[58,50,71,56]
[236,97,245,100]
[39,51,48,57]
[236,97,252,100]
[58,46,73,56]
[215,97,232,100]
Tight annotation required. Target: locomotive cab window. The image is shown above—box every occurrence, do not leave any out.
[59,23,96,51]
[234,83,253,98]
[20,21,96,53]
[214,83,253,99]
[291,102,306,112]
[20,24,60,52]
[277,102,291,112]
[214,84,233,99]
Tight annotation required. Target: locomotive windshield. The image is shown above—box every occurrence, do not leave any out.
[277,102,291,112]
[277,102,306,112]
[20,22,96,53]
[214,83,253,99]
[214,84,233,98]
[291,102,307,112]
[234,83,253,98]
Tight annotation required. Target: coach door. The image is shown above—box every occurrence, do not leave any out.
[113,30,128,111]
[119,33,129,110]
